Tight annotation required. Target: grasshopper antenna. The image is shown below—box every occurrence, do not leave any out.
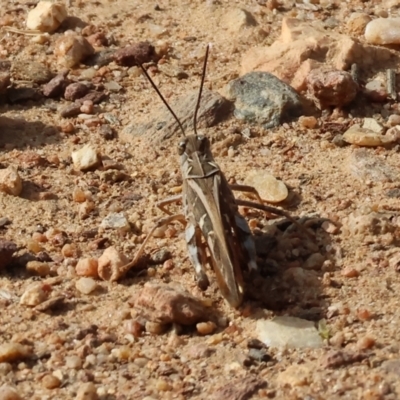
[193,44,210,136]
[138,63,186,137]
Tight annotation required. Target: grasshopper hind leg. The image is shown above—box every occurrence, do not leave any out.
[185,223,210,290]
[234,214,258,272]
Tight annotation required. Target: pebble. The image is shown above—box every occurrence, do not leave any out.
[364,80,388,102]
[224,72,302,129]
[73,188,87,203]
[103,81,122,92]
[54,34,95,68]
[135,283,209,325]
[356,336,375,350]
[75,277,98,294]
[341,267,359,278]
[342,125,395,146]
[20,283,48,306]
[113,42,156,66]
[97,246,129,281]
[75,258,98,278]
[80,100,94,114]
[257,316,323,349]
[72,145,100,171]
[298,116,318,129]
[196,321,217,335]
[0,343,32,363]
[0,386,22,400]
[26,1,67,33]
[42,374,61,389]
[307,69,358,108]
[64,82,89,101]
[0,166,22,196]
[65,355,82,369]
[365,18,400,45]
[100,212,130,231]
[145,321,167,335]
[362,118,385,134]
[26,261,50,277]
[244,170,288,203]
[387,114,400,126]
[75,382,99,400]
[302,253,325,270]
[59,103,81,118]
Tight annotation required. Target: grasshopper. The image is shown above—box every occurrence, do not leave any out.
[120,45,305,307]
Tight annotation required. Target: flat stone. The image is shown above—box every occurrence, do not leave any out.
[244,170,288,203]
[121,87,231,144]
[343,125,395,146]
[257,316,323,349]
[100,212,130,231]
[224,72,302,128]
[365,18,400,45]
[347,148,398,182]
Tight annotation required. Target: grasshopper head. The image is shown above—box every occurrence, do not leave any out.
[178,134,218,179]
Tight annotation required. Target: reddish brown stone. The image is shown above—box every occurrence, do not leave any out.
[113,41,156,66]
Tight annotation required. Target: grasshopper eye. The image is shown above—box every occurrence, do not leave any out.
[178,139,187,155]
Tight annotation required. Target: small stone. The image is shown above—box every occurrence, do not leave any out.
[54,34,95,68]
[0,385,22,400]
[59,103,81,118]
[72,145,100,171]
[342,125,394,146]
[244,170,288,203]
[346,12,371,35]
[124,319,144,337]
[75,382,98,400]
[72,188,87,203]
[320,350,365,369]
[75,258,98,278]
[307,69,358,108]
[26,1,67,32]
[100,212,130,231]
[75,277,98,295]
[257,316,323,349]
[65,355,82,369]
[303,253,325,270]
[356,336,375,350]
[388,114,400,126]
[341,267,359,278]
[0,343,32,362]
[104,81,122,92]
[145,321,167,335]
[0,167,22,196]
[64,82,89,101]
[196,321,217,335]
[134,283,209,325]
[80,100,94,114]
[365,18,400,45]
[362,118,385,134]
[364,80,388,102]
[114,42,156,66]
[329,332,345,347]
[26,261,50,277]
[155,379,172,392]
[97,246,129,281]
[321,220,339,234]
[42,374,61,389]
[20,284,48,306]
[299,116,318,129]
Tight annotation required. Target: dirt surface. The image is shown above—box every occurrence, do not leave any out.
[1,0,400,399]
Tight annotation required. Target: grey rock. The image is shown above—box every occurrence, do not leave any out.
[59,103,81,118]
[224,72,303,128]
[42,72,69,97]
[121,87,232,143]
